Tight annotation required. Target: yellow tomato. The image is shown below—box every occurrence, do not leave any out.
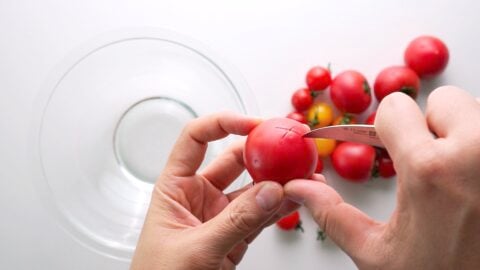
[315,138,337,158]
[333,113,357,125]
[307,102,333,128]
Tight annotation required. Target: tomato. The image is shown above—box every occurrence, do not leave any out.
[330,70,372,113]
[373,149,396,178]
[315,158,324,173]
[244,118,317,185]
[315,138,336,158]
[331,142,376,182]
[306,66,331,91]
[286,112,307,124]
[306,102,333,128]
[374,66,420,101]
[333,113,357,125]
[365,111,376,125]
[404,36,449,78]
[276,211,303,232]
[291,88,313,112]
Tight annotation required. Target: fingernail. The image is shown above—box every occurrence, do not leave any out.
[256,183,282,212]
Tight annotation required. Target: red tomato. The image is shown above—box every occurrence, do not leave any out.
[286,112,307,124]
[315,158,324,173]
[330,70,372,113]
[306,66,331,91]
[404,36,449,78]
[291,88,313,112]
[276,211,303,232]
[374,66,420,101]
[331,142,376,182]
[244,118,318,185]
[333,113,357,125]
[375,149,396,178]
[365,111,376,125]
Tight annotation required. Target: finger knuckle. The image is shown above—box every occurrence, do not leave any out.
[228,204,256,233]
[429,85,462,101]
[408,147,445,181]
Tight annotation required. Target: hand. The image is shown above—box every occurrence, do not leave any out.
[130,112,300,270]
[285,86,480,269]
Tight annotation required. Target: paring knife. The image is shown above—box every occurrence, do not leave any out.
[303,124,385,148]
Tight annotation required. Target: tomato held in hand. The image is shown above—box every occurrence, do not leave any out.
[330,70,372,113]
[374,66,420,101]
[315,158,324,173]
[331,142,376,182]
[306,102,333,128]
[291,88,313,112]
[276,211,303,232]
[244,118,317,185]
[306,66,331,91]
[286,112,307,124]
[404,36,449,78]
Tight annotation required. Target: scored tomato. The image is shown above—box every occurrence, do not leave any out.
[276,211,303,232]
[330,70,372,114]
[291,88,313,112]
[333,113,357,125]
[374,66,420,101]
[286,111,307,124]
[307,102,333,128]
[331,142,376,182]
[314,138,337,158]
[404,35,449,78]
[306,66,331,91]
[244,118,318,185]
[315,158,324,173]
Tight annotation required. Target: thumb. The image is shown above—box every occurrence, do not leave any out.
[285,180,382,259]
[201,181,284,254]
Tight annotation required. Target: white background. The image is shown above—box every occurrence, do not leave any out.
[1,0,479,269]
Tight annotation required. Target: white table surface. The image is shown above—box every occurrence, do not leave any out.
[1,0,479,269]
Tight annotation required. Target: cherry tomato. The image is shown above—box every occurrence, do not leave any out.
[286,112,307,124]
[404,36,449,78]
[374,66,420,101]
[331,142,376,182]
[306,66,331,91]
[306,102,333,128]
[276,211,303,232]
[373,149,396,178]
[244,118,317,185]
[315,158,324,173]
[314,138,336,158]
[330,70,372,113]
[333,113,357,125]
[291,88,313,112]
[365,111,376,125]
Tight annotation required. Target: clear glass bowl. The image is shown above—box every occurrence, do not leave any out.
[31,28,257,261]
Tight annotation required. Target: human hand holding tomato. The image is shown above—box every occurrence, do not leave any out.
[285,87,480,269]
[131,113,307,270]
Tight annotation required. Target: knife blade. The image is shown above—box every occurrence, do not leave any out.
[303,124,385,148]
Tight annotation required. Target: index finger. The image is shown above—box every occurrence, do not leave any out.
[375,92,433,163]
[165,112,261,177]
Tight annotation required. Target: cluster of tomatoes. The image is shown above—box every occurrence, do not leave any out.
[286,35,449,183]
[276,35,449,232]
